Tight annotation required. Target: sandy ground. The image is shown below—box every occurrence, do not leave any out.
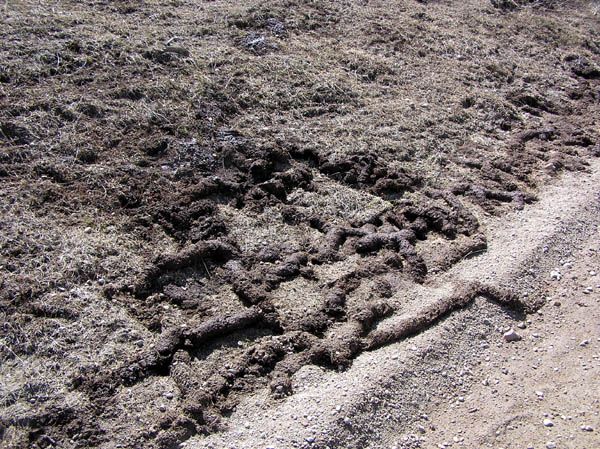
[427,240,600,449]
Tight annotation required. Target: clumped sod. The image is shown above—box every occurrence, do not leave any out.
[0,0,599,448]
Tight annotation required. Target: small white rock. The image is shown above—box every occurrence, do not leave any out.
[550,270,562,281]
[503,329,522,342]
[543,419,554,427]
[546,442,557,449]
[580,425,594,432]
[579,339,590,347]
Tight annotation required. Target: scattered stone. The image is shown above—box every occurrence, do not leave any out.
[417,424,426,434]
[590,270,597,276]
[517,322,527,329]
[503,329,522,342]
[159,404,167,412]
[583,287,593,294]
[553,300,561,307]
[164,392,174,400]
[546,442,557,449]
[550,270,562,281]
[543,419,554,427]
[579,339,590,347]
[305,436,315,443]
[580,425,594,432]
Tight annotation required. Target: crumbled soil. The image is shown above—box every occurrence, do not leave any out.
[0,1,599,448]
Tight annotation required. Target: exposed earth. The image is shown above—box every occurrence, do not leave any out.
[0,1,599,448]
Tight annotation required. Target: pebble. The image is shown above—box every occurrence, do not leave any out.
[583,287,593,294]
[164,392,174,400]
[543,419,554,427]
[550,270,562,281]
[580,425,594,432]
[535,391,544,399]
[159,404,166,412]
[546,442,557,449]
[517,322,527,329]
[579,339,590,347]
[503,329,522,342]
[590,271,597,276]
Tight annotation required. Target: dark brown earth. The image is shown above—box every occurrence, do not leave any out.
[0,1,599,448]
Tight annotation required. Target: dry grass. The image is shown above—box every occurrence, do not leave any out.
[0,0,598,447]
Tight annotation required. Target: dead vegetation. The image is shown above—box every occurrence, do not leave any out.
[1,0,599,448]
